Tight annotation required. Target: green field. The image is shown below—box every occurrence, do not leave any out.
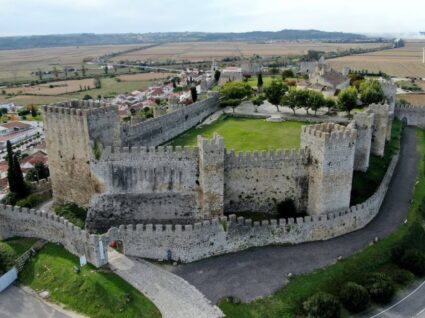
[246,75,281,89]
[20,243,161,318]
[0,237,37,273]
[164,116,303,151]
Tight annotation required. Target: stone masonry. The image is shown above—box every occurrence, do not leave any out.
[301,123,357,215]
[349,112,374,172]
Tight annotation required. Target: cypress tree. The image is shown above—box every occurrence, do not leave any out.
[12,154,27,198]
[6,141,16,193]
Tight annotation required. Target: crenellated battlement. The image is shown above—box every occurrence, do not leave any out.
[225,148,308,162]
[99,145,198,161]
[301,123,357,143]
[369,103,390,114]
[42,100,116,117]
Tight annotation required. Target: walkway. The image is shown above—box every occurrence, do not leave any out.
[0,285,84,318]
[108,249,223,318]
[172,127,419,303]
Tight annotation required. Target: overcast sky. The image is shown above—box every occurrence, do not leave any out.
[0,0,423,36]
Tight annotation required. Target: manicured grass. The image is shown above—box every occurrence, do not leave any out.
[246,76,281,89]
[53,203,87,229]
[19,243,161,318]
[219,126,425,318]
[351,119,402,205]
[0,237,37,273]
[165,116,303,152]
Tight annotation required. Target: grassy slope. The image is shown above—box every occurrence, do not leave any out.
[0,238,37,273]
[165,116,303,152]
[351,119,402,204]
[219,125,424,318]
[19,244,161,318]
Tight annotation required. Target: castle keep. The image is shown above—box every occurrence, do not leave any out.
[42,96,393,233]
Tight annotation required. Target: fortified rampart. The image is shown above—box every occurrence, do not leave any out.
[107,153,397,262]
[0,205,107,267]
[349,112,374,172]
[395,105,425,129]
[0,154,399,266]
[121,93,220,146]
[368,103,392,156]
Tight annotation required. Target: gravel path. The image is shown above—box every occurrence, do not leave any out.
[172,127,419,303]
[108,249,223,318]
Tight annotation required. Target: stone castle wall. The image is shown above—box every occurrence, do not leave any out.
[301,123,357,215]
[103,154,398,263]
[121,94,220,147]
[224,149,309,213]
[369,104,391,157]
[395,105,425,129]
[349,112,374,172]
[0,205,107,267]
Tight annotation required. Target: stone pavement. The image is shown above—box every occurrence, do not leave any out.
[108,249,223,318]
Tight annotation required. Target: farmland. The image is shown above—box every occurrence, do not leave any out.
[397,94,425,106]
[113,41,386,62]
[329,41,425,77]
[0,44,151,82]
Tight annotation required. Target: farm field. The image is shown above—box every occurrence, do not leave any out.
[397,94,425,106]
[0,44,151,82]
[164,116,303,151]
[329,41,425,77]
[117,72,174,81]
[114,41,386,62]
[1,77,157,106]
[3,78,96,95]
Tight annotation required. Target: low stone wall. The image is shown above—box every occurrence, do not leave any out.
[104,154,399,262]
[30,177,52,197]
[395,105,425,128]
[226,111,350,124]
[0,205,106,267]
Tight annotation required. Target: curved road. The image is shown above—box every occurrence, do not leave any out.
[172,127,419,303]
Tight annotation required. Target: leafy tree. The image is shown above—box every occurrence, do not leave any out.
[264,80,288,112]
[359,79,385,105]
[282,69,294,80]
[103,64,109,75]
[6,141,16,193]
[398,249,425,276]
[190,86,198,103]
[221,98,241,113]
[220,82,252,101]
[340,282,370,313]
[37,69,43,80]
[307,90,326,116]
[303,292,340,318]
[294,89,310,114]
[25,162,50,182]
[30,105,37,117]
[251,95,265,113]
[282,88,298,115]
[363,273,395,304]
[64,67,68,78]
[337,87,358,116]
[53,67,59,79]
[325,97,336,113]
[94,77,101,89]
[83,94,93,100]
[257,73,263,88]
[269,67,279,75]
[214,70,221,82]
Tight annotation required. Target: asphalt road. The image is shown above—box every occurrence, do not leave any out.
[367,280,425,318]
[172,127,419,303]
[0,285,78,318]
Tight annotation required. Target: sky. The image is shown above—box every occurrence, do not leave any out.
[0,0,424,36]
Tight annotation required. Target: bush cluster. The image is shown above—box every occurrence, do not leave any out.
[339,282,370,313]
[363,273,395,304]
[303,292,340,318]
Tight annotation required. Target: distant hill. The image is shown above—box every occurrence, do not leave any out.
[0,30,371,50]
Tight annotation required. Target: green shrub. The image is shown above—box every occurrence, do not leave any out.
[16,194,44,208]
[339,282,370,313]
[1,192,18,205]
[54,203,87,229]
[303,292,340,318]
[363,273,395,304]
[399,249,425,276]
[391,268,415,285]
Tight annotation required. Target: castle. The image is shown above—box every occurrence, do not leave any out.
[42,93,394,233]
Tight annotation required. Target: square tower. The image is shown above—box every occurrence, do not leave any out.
[301,123,357,215]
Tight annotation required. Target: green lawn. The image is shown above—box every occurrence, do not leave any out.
[246,76,281,89]
[351,119,402,205]
[165,116,303,152]
[19,243,161,318]
[219,126,425,318]
[0,237,37,273]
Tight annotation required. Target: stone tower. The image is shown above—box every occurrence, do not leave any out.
[197,133,225,218]
[43,101,120,207]
[301,123,357,215]
[368,104,391,157]
[350,112,374,172]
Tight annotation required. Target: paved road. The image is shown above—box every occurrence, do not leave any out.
[366,280,425,318]
[108,249,223,318]
[172,127,419,303]
[0,285,82,318]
